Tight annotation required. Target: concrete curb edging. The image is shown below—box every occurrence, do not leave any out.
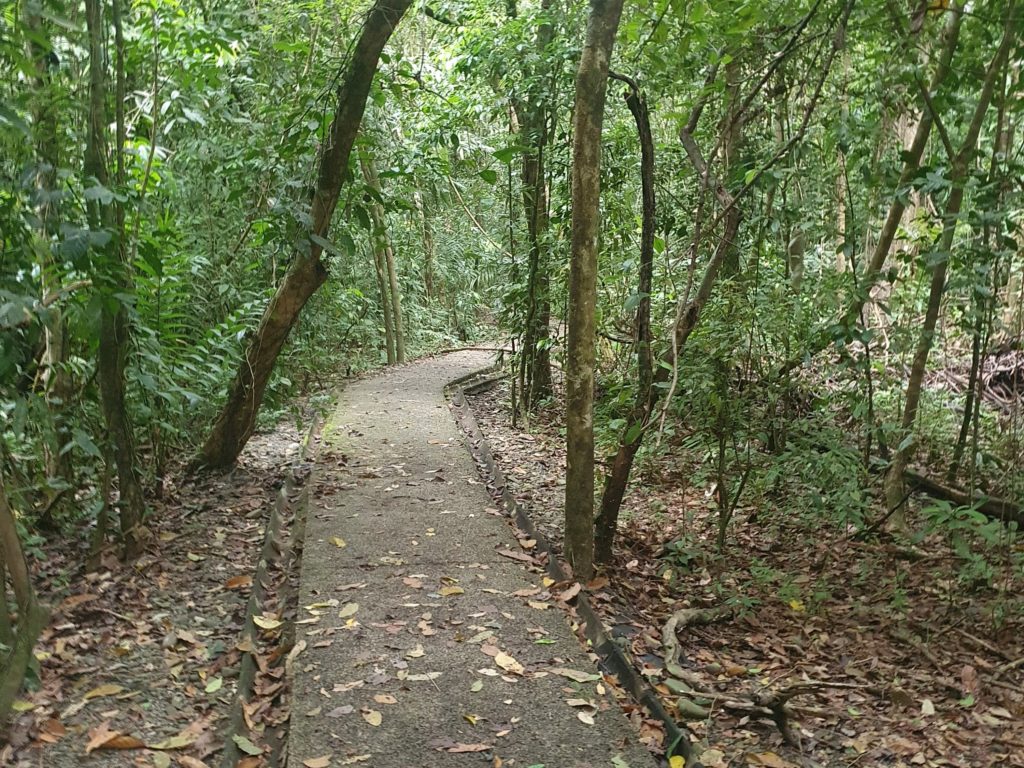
[219,417,322,768]
[446,369,699,768]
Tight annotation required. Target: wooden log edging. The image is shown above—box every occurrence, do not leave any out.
[446,370,698,768]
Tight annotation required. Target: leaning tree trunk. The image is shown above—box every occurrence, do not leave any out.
[564,0,625,580]
[883,2,1015,527]
[85,0,145,557]
[198,0,413,468]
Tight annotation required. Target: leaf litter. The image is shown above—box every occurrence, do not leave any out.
[3,424,307,768]
[466,379,1024,768]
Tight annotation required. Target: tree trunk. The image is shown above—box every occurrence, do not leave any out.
[360,156,406,363]
[883,3,1015,526]
[595,73,654,564]
[25,8,73,513]
[564,0,625,580]
[372,244,396,364]
[0,473,48,726]
[198,0,412,468]
[412,188,437,300]
[514,0,556,410]
[85,0,145,557]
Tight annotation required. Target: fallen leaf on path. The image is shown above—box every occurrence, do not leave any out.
[558,582,582,602]
[179,758,212,768]
[232,734,263,756]
[338,603,359,618]
[84,684,125,700]
[439,586,465,596]
[494,651,524,674]
[550,668,601,683]
[406,645,425,659]
[362,709,382,726]
[404,671,442,681]
[225,575,253,589]
[338,757,371,765]
[85,722,145,753]
[331,537,347,548]
[471,680,483,692]
[327,705,355,717]
[147,732,196,750]
[496,548,535,564]
[253,615,282,630]
[303,757,331,768]
[374,694,398,704]
[577,711,595,725]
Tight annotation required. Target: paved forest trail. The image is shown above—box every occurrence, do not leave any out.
[289,351,653,768]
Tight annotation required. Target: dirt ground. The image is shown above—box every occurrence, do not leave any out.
[467,379,1024,768]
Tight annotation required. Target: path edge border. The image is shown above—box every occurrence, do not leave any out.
[445,366,698,768]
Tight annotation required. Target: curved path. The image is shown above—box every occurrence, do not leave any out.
[290,351,654,768]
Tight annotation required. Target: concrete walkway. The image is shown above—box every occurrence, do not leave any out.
[289,351,654,768]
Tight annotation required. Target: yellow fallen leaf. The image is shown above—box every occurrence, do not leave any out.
[330,537,346,548]
[84,684,125,700]
[494,651,524,675]
[362,709,382,726]
[148,732,196,750]
[670,757,685,768]
[788,599,805,613]
[253,615,282,630]
[11,700,34,712]
[439,586,465,597]
[542,577,555,587]
[338,603,359,619]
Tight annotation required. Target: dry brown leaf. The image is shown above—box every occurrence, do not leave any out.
[179,758,213,768]
[84,722,145,753]
[447,743,492,753]
[225,575,253,590]
[558,582,582,602]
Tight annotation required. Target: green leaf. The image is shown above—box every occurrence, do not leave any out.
[232,734,263,755]
[492,146,523,164]
[478,169,498,184]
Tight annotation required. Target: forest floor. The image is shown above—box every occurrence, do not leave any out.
[467,380,1024,768]
[2,420,309,767]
